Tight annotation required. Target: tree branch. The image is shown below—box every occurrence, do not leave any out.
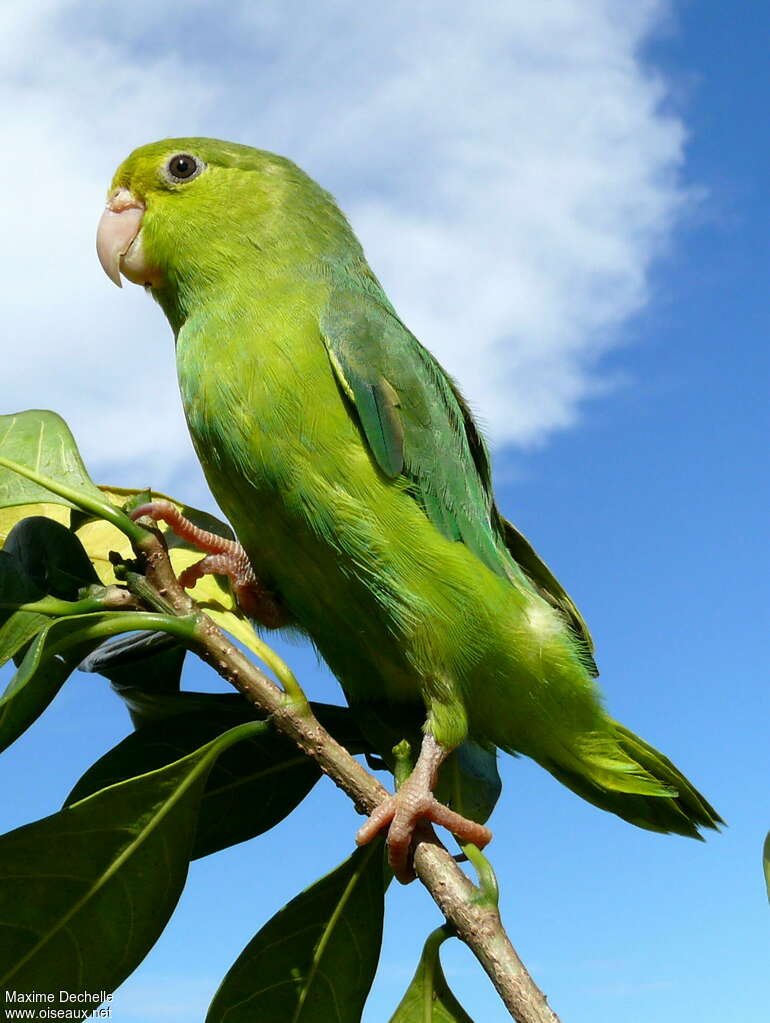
[133,526,561,1023]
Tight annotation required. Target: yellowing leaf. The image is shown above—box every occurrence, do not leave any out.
[83,487,265,660]
[75,515,133,585]
[0,503,70,548]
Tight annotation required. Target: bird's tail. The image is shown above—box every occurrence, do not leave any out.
[541,720,723,838]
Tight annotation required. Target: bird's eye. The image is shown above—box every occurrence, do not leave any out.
[165,153,204,183]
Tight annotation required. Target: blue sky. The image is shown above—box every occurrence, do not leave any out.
[1,2,767,1020]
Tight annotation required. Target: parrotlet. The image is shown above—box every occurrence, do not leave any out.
[97,139,721,880]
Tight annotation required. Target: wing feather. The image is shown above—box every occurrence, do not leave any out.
[320,286,596,670]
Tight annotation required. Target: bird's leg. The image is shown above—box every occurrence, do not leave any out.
[356,732,493,883]
[130,500,291,628]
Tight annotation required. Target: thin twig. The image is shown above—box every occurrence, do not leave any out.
[133,526,561,1023]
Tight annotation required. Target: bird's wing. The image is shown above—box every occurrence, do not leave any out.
[496,515,596,670]
[321,287,510,579]
[447,363,597,669]
[320,287,596,667]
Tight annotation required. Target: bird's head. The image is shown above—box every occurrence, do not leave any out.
[97,137,357,329]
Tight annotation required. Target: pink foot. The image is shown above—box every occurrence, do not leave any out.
[131,500,291,628]
[356,734,492,883]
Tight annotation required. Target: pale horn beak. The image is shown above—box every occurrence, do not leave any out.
[96,188,146,288]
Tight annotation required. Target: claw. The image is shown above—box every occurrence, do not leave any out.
[130,500,291,628]
[356,733,492,883]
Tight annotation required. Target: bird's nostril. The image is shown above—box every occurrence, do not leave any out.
[106,187,145,214]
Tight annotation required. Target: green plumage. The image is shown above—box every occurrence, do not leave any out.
[108,137,721,838]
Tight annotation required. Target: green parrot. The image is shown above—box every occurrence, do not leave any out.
[97,138,721,880]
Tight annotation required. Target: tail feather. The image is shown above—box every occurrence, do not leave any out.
[542,720,723,838]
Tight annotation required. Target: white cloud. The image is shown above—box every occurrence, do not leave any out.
[0,0,689,493]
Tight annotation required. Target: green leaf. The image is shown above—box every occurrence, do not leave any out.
[0,603,48,669]
[81,626,369,747]
[3,515,100,598]
[438,741,501,827]
[0,615,108,753]
[66,701,374,858]
[389,928,475,1023]
[207,840,389,1022]
[79,630,188,727]
[0,517,104,672]
[88,642,369,751]
[0,611,196,754]
[764,831,770,903]
[0,550,48,668]
[0,409,105,510]
[109,680,249,729]
[0,720,262,1006]
[66,711,322,859]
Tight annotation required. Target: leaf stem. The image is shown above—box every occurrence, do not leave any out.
[0,455,146,543]
[48,612,199,658]
[5,589,141,617]
[2,597,104,616]
[392,739,414,788]
[422,926,451,1020]
[460,842,500,908]
[228,626,308,709]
